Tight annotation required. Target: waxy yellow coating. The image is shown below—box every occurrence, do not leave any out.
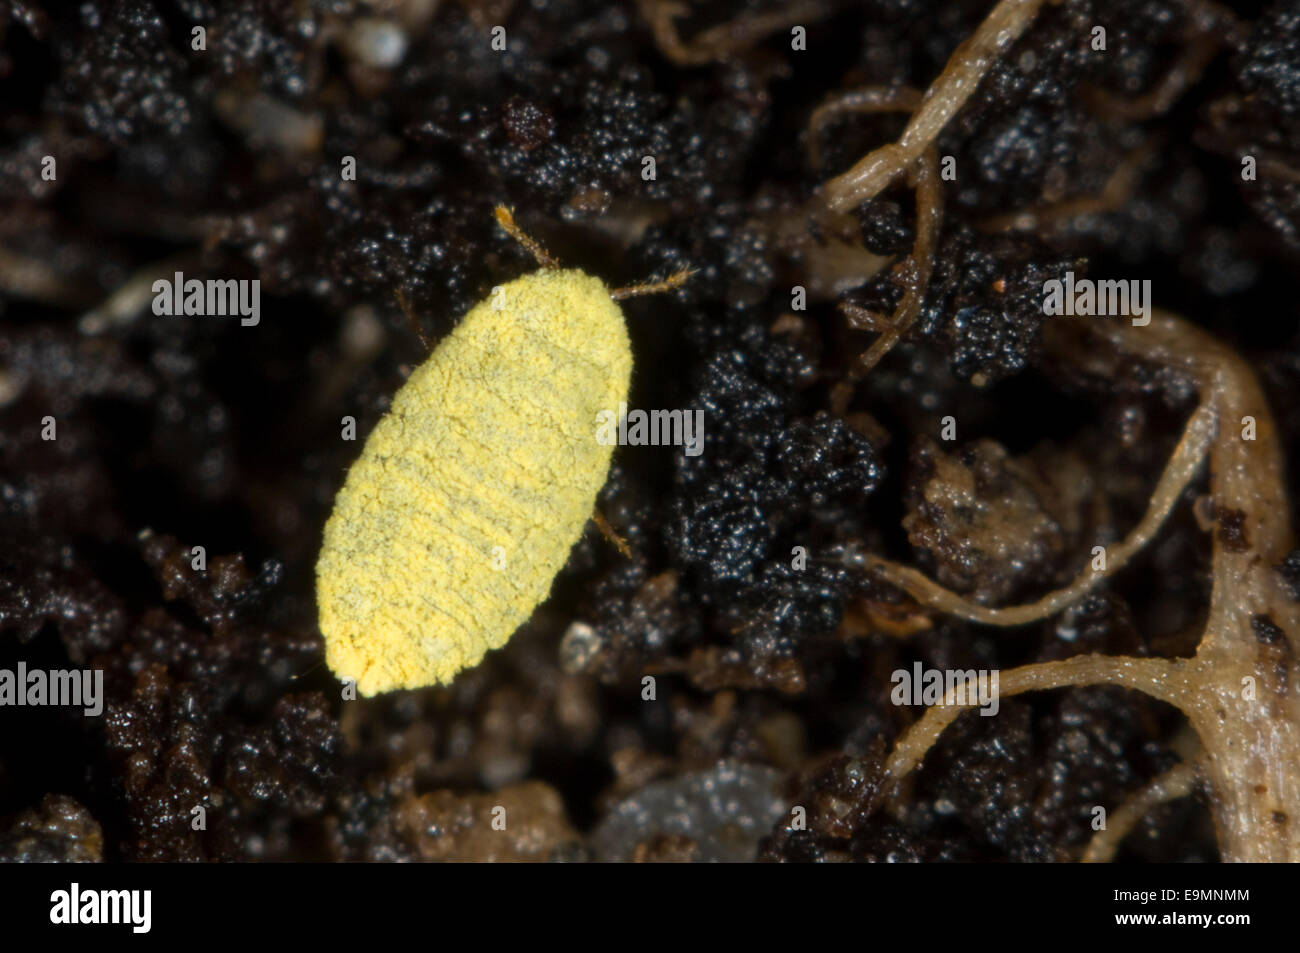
[316,269,632,695]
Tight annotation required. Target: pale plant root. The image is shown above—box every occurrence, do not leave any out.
[638,0,833,67]
[883,654,1191,789]
[810,0,1050,397]
[806,87,924,174]
[978,138,1161,234]
[859,397,1216,626]
[803,0,1299,861]
[1079,0,1230,122]
[980,4,1225,233]
[820,0,1049,214]
[1082,757,1200,863]
[806,86,942,411]
[865,312,1300,861]
[831,147,941,412]
[809,0,1211,394]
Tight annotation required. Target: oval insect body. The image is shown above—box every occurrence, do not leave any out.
[316,268,631,695]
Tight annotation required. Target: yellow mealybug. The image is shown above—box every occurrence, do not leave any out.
[316,207,690,695]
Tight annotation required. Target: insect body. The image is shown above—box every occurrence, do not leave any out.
[316,208,688,695]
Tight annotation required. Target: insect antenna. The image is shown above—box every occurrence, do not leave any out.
[610,268,695,300]
[494,205,559,269]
